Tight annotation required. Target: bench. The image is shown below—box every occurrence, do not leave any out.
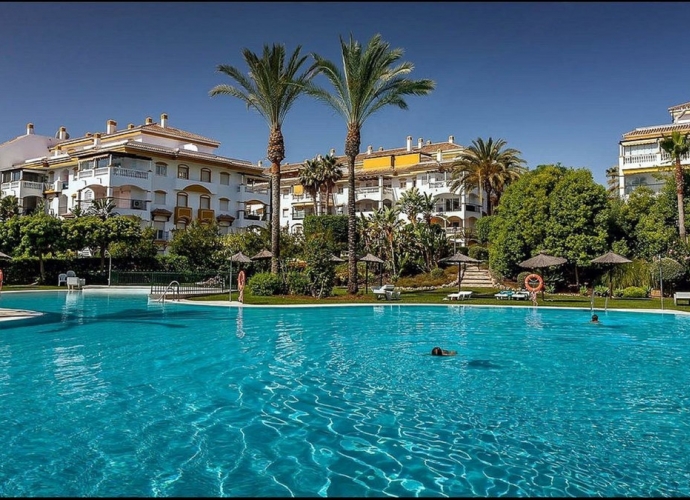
[674,292,690,305]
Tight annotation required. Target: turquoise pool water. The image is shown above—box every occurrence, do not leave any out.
[1,290,689,497]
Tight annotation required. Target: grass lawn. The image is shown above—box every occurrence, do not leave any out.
[2,284,686,313]
[189,286,689,312]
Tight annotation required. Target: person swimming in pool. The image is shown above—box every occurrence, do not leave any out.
[431,346,457,356]
[591,314,599,323]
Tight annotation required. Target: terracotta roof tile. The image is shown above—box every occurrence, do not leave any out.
[143,124,220,145]
[623,122,690,139]
[668,101,690,111]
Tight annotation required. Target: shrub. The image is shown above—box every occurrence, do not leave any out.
[621,286,648,298]
[594,285,609,297]
[516,271,531,288]
[579,285,589,296]
[430,267,445,279]
[285,271,311,295]
[456,246,469,256]
[247,272,284,296]
[468,246,488,261]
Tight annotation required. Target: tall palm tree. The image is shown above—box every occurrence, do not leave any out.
[397,186,423,226]
[298,157,323,215]
[210,44,318,273]
[320,153,343,214]
[0,195,19,221]
[605,165,620,198]
[449,137,526,216]
[420,192,436,225]
[86,197,117,220]
[306,34,435,293]
[660,130,690,242]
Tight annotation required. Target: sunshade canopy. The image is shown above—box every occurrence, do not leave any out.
[441,252,481,264]
[228,251,252,263]
[358,253,384,264]
[590,251,632,264]
[251,249,273,260]
[519,253,567,268]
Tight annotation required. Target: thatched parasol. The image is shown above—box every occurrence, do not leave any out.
[518,253,567,269]
[251,249,273,260]
[440,252,481,292]
[591,251,632,298]
[358,253,385,293]
[0,251,11,260]
[329,254,345,263]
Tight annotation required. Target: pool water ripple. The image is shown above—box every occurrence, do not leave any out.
[1,293,690,496]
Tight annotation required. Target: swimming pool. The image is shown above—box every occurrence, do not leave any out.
[1,290,689,497]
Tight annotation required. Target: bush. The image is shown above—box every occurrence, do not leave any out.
[430,267,445,279]
[468,246,489,261]
[516,271,531,288]
[580,285,589,296]
[594,285,609,297]
[247,272,284,296]
[621,286,648,298]
[285,271,311,295]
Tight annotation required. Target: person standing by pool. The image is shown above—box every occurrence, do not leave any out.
[530,290,538,306]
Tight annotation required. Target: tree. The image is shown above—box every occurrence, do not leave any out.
[320,153,343,214]
[168,220,224,270]
[297,157,323,215]
[210,44,318,274]
[0,195,19,222]
[605,165,620,198]
[306,33,435,293]
[18,211,65,283]
[659,130,690,242]
[449,137,526,215]
[86,197,118,220]
[397,187,423,226]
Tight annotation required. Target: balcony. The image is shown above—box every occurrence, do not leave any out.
[240,211,268,221]
[76,166,150,190]
[237,183,270,203]
[354,186,394,202]
[174,206,193,223]
[198,208,215,221]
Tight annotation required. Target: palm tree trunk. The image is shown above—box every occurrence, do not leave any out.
[345,125,360,294]
[267,127,285,275]
[676,158,686,242]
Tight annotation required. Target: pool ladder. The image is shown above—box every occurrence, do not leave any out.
[157,281,180,303]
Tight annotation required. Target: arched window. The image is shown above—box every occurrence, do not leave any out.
[177,164,189,180]
[177,192,188,207]
[201,168,211,183]
[200,195,210,210]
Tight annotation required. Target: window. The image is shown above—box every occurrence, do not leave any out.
[177,192,188,207]
[399,179,407,189]
[200,195,211,210]
[155,163,168,176]
[96,157,109,169]
[177,165,189,179]
[219,198,229,211]
[154,191,166,205]
[201,168,211,182]
[220,172,230,185]
[218,223,230,236]
[282,208,289,218]
[176,220,187,230]
[80,160,94,171]
[337,185,344,194]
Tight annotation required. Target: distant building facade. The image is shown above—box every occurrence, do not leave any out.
[277,135,487,247]
[0,114,269,252]
[619,101,690,198]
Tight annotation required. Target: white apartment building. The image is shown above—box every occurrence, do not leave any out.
[277,135,487,246]
[0,114,269,251]
[619,100,690,198]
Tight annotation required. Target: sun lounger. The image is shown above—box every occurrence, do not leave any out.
[447,291,473,300]
[512,291,530,300]
[385,290,401,301]
[372,284,395,300]
[494,290,513,300]
[674,291,690,305]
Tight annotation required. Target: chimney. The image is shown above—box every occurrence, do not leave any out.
[437,150,442,162]
[160,113,168,128]
[367,145,373,154]
[448,135,454,144]
[85,132,92,137]
[378,146,384,151]
[93,133,101,146]
[329,148,335,156]
[106,120,117,135]
[418,137,423,148]
[128,123,135,129]
[26,123,34,135]
[426,140,431,145]
[58,126,67,140]
[145,117,153,125]
[406,135,412,152]
[258,160,263,168]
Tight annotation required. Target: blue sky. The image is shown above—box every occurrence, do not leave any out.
[1,2,688,186]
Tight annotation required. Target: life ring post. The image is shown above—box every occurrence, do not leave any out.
[524,273,544,293]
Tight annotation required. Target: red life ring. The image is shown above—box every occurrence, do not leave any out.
[237,270,246,291]
[524,273,544,292]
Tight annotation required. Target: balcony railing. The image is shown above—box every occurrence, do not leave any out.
[238,184,269,195]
